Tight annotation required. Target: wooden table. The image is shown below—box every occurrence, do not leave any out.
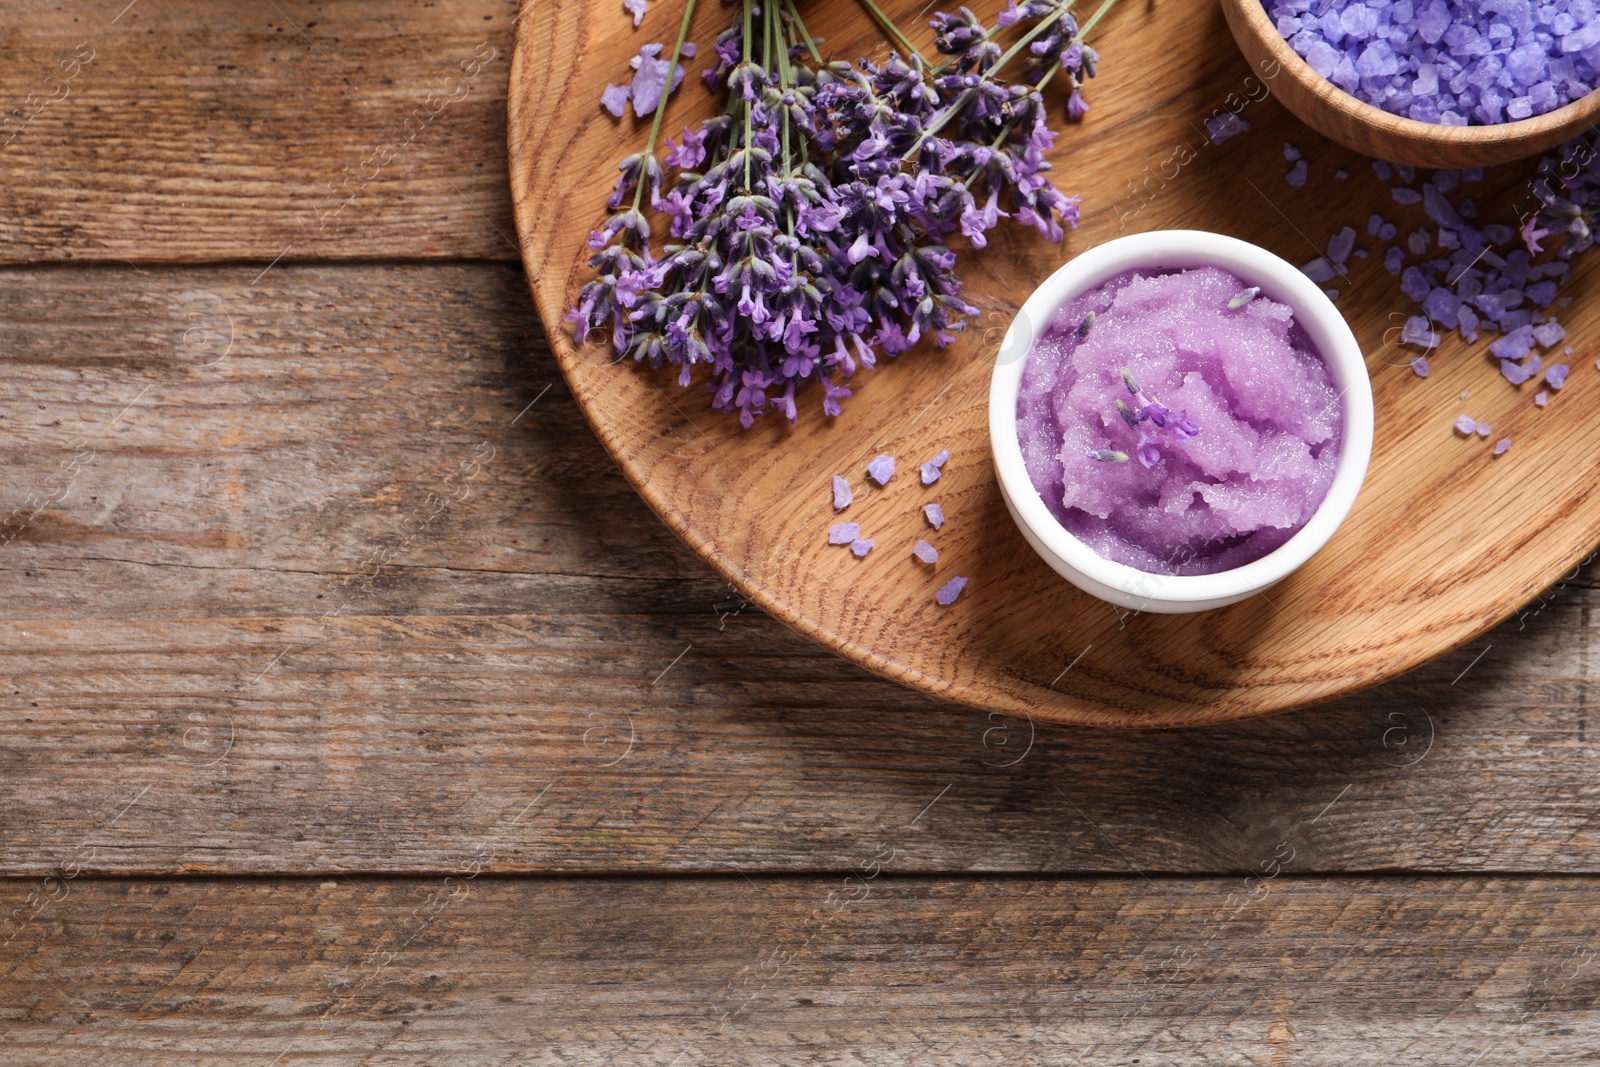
[1,2,1596,1062]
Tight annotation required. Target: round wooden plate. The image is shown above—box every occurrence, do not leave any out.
[508,0,1600,728]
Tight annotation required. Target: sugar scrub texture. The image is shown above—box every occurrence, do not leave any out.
[1266,0,1600,125]
[1016,268,1344,576]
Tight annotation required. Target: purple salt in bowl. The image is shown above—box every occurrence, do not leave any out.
[1222,0,1600,166]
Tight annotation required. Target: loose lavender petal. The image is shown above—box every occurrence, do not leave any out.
[866,455,895,486]
[912,539,939,565]
[850,538,876,558]
[924,503,944,530]
[1410,356,1431,377]
[624,0,649,27]
[1454,414,1476,434]
[1546,363,1570,389]
[829,522,860,545]
[935,576,968,606]
[832,475,853,511]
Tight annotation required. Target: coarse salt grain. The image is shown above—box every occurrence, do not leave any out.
[924,503,945,530]
[1454,414,1476,434]
[832,475,853,510]
[829,522,860,545]
[920,448,950,485]
[1494,437,1512,455]
[850,538,875,557]
[935,576,967,605]
[913,539,939,564]
[867,454,895,486]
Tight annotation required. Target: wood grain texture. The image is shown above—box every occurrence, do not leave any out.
[1220,0,1600,167]
[508,0,1600,728]
[0,0,519,264]
[1,265,1598,878]
[2,875,1599,1064]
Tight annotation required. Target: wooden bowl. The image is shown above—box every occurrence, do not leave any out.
[1220,0,1600,167]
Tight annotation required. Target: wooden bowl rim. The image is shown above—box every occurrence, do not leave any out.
[1223,0,1600,151]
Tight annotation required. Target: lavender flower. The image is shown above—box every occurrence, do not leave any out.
[1092,366,1199,469]
[572,0,1110,426]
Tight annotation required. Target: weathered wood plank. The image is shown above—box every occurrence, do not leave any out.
[0,0,519,263]
[0,264,1596,876]
[1,875,1597,1064]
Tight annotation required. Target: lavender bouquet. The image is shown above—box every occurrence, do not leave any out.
[568,0,1112,427]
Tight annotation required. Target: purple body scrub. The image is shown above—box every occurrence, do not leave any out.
[1016,267,1345,576]
[1266,0,1600,125]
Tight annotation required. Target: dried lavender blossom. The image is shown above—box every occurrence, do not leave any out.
[571,0,1109,426]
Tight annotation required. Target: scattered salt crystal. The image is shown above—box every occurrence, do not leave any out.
[924,503,944,530]
[624,0,649,26]
[1384,246,1405,274]
[1324,288,1340,300]
[1535,390,1549,407]
[829,522,861,545]
[1454,414,1476,434]
[832,475,853,510]
[1411,356,1431,377]
[1328,226,1357,263]
[601,84,632,118]
[912,540,939,565]
[1379,222,1398,241]
[1286,159,1309,186]
[1546,363,1570,389]
[920,448,950,485]
[1502,355,1541,385]
[935,576,967,606]
[1373,160,1394,180]
[1301,256,1336,283]
[866,454,895,486]
[1494,437,1512,456]
[1207,112,1250,143]
[1476,421,1491,437]
[1533,320,1567,348]
[1367,213,1385,236]
[1283,142,1301,161]
[1392,188,1423,205]
[1335,168,1349,179]
[1402,316,1439,349]
[850,538,875,558]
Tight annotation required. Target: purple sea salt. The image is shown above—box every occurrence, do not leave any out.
[920,449,950,485]
[866,455,896,486]
[1494,437,1512,455]
[624,0,649,27]
[1454,414,1476,434]
[1286,159,1309,186]
[913,540,939,565]
[1546,363,1571,388]
[1302,256,1337,283]
[1384,246,1405,274]
[1329,226,1357,264]
[1392,188,1423,205]
[1268,0,1600,125]
[935,576,968,606]
[1533,320,1567,348]
[924,503,945,530]
[829,522,861,545]
[1411,356,1431,377]
[850,538,876,558]
[832,475,853,511]
[1016,266,1343,577]
[1402,315,1440,348]
[1379,222,1398,241]
[1284,143,1301,161]
[1502,355,1542,385]
[1476,421,1491,437]
[1536,390,1549,406]
[1207,112,1251,143]
[1335,168,1349,179]
[600,83,632,118]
